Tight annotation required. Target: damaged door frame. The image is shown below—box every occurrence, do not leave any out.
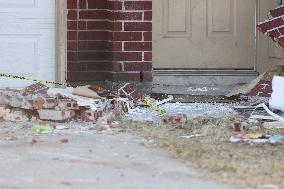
[55,0,67,86]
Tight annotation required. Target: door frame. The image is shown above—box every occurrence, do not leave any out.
[55,0,67,85]
[153,0,259,77]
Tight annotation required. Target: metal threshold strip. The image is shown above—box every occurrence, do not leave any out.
[154,69,259,76]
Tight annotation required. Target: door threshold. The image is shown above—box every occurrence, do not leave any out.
[153,70,259,86]
[154,70,259,76]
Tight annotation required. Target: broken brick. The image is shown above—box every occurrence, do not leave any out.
[110,99,129,112]
[248,80,272,97]
[88,84,113,97]
[32,97,57,110]
[257,5,284,48]
[248,80,272,103]
[60,138,69,143]
[269,5,284,18]
[161,114,187,125]
[118,83,142,101]
[21,83,49,96]
[38,109,75,121]
[57,99,79,110]
[81,110,102,122]
[0,89,57,110]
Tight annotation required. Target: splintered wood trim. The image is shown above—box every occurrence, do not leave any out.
[56,0,67,86]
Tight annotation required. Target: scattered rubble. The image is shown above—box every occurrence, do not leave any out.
[226,65,284,103]
[230,134,284,144]
[161,114,187,126]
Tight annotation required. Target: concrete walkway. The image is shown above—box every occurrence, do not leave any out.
[0,132,232,189]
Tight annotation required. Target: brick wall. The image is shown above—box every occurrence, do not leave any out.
[67,0,153,82]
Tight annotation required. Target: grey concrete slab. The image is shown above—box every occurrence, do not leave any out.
[0,132,232,189]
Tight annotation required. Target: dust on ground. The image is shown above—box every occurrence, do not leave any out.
[120,114,284,189]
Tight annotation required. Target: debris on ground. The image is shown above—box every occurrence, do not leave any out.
[263,122,284,131]
[0,73,284,189]
[0,82,158,132]
[226,65,284,103]
[32,125,54,133]
[229,133,284,144]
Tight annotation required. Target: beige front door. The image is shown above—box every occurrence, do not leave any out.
[153,0,256,70]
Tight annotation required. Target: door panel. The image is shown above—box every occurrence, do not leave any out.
[0,0,56,88]
[153,0,255,70]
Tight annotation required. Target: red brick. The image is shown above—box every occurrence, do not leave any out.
[113,52,142,61]
[67,52,78,61]
[78,52,112,61]
[113,12,143,20]
[67,0,77,9]
[124,62,152,71]
[248,80,272,97]
[67,21,77,30]
[112,62,123,72]
[144,11,152,20]
[112,42,123,51]
[79,10,109,19]
[21,83,49,96]
[57,99,79,110]
[113,32,142,41]
[125,22,152,31]
[67,41,77,51]
[107,1,123,10]
[67,0,153,83]
[144,52,152,61]
[118,83,142,101]
[78,41,104,51]
[161,114,187,125]
[124,42,152,51]
[68,31,77,40]
[67,71,113,81]
[113,72,141,81]
[79,0,86,9]
[68,10,77,20]
[87,62,114,71]
[87,21,107,30]
[81,110,102,122]
[87,0,108,9]
[85,62,121,72]
[141,71,153,82]
[124,1,152,10]
[110,22,123,31]
[257,17,284,33]
[143,32,152,41]
[78,21,86,30]
[267,29,281,38]
[78,31,110,40]
[67,62,87,71]
[270,6,284,18]
[33,98,58,110]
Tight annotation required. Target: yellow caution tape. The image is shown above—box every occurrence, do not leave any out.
[0,74,69,87]
[143,96,166,115]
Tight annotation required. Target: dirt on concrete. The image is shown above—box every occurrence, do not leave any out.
[120,116,284,189]
[0,121,231,189]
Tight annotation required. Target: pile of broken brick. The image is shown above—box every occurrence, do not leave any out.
[257,5,284,48]
[0,82,141,125]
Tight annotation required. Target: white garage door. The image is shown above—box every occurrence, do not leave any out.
[0,0,56,88]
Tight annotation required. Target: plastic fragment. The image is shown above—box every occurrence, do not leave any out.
[32,125,54,133]
[143,96,166,115]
